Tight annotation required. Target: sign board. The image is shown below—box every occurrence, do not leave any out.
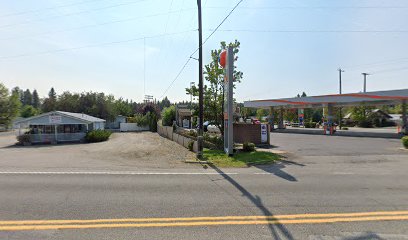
[49,115,62,124]
[223,47,234,156]
[182,119,190,128]
[261,124,268,143]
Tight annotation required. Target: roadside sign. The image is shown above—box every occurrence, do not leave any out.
[261,124,268,143]
[222,47,234,156]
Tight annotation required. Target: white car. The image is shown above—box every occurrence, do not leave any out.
[207,125,221,134]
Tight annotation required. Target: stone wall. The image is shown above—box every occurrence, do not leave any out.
[157,124,198,152]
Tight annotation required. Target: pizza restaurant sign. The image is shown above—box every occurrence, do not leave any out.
[49,115,62,124]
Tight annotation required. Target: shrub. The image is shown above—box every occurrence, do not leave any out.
[17,134,31,144]
[188,141,194,151]
[127,114,148,126]
[203,133,223,149]
[162,106,176,126]
[85,130,112,143]
[402,136,408,149]
[188,130,197,137]
[304,122,317,128]
[243,142,255,152]
[357,119,373,128]
[146,111,158,132]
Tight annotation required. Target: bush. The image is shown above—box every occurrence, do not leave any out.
[162,106,176,126]
[304,122,317,128]
[85,130,112,143]
[243,142,255,152]
[357,119,373,128]
[188,141,194,151]
[127,114,148,126]
[188,130,197,137]
[17,134,31,144]
[146,111,158,132]
[402,136,408,149]
[203,133,223,149]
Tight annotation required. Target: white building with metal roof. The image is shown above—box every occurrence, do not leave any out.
[14,111,105,144]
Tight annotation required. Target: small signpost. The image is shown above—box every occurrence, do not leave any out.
[220,47,234,156]
[260,124,268,143]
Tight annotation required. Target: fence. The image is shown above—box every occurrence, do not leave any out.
[120,123,149,132]
[157,124,197,152]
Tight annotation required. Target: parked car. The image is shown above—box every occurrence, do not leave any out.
[252,119,261,124]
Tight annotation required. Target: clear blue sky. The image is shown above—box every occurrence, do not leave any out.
[0,0,407,102]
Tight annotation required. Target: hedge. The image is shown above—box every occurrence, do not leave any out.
[85,130,112,143]
[243,142,255,152]
[402,136,408,149]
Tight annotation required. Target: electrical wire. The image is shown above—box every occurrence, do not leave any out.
[205,6,408,10]
[0,29,196,60]
[0,9,196,41]
[159,0,244,99]
[0,0,105,18]
[209,29,408,33]
[0,0,149,29]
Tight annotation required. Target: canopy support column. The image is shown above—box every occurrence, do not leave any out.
[327,103,334,135]
[268,107,275,131]
[278,107,284,129]
[402,100,407,134]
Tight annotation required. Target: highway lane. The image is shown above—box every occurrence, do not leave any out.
[0,167,406,240]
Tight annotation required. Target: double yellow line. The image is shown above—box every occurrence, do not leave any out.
[0,210,407,231]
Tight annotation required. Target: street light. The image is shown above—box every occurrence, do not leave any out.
[362,73,370,93]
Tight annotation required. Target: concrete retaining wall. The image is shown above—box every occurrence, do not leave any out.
[120,123,149,132]
[157,124,197,152]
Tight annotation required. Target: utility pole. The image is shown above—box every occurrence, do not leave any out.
[338,68,344,129]
[190,82,195,129]
[338,68,344,94]
[144,37,146,96]
[196,0,203,158]
[362,73,370,93]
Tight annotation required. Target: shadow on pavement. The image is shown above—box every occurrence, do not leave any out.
[209,164,294,240]
[343,232,385,240]
[255,160,305,182]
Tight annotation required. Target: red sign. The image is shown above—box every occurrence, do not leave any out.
[219,50,227,68]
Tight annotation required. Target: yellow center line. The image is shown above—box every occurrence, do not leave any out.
[0,210,407,226]
[0,215,407,231]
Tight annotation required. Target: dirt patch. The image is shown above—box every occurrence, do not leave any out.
[0,132,197,171]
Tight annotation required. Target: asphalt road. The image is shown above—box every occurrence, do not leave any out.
[0,133,407,239]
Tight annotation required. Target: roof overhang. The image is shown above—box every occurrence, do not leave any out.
[244,89,408,109]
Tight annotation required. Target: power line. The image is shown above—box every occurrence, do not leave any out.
[344,57,408,70]
[160,58,192,99]
[0,0,150,29]
[159,0,244,99]
[371,66,408,74]
[191,0,244,57]
[0,9,196,42]
[0,0,104,18]
[209,29,408,33]
[0,29,196,60]
[205,6,408,10]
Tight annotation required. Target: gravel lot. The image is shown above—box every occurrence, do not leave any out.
[0,132,197,171]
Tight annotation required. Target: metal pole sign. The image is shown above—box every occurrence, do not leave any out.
[223,46,234,156]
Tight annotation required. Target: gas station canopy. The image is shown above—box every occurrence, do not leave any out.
[244,89,408,109]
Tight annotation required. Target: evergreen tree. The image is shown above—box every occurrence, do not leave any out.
[32,89,40,108]
[23,89,32,106]
[0,83,21,127]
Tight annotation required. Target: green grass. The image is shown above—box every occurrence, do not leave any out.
[202,149,281,168]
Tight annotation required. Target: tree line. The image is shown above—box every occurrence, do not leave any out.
[1,82,173,127]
